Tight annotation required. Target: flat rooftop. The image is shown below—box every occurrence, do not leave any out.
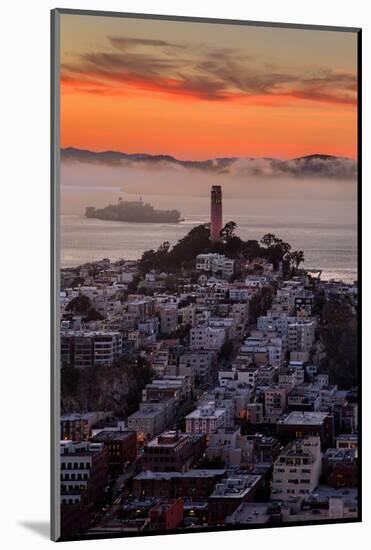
[226,502,270,525]
[91,430,135,442]
[128,408,164,418]
[61,412,109,421]
[209,475,261,499]
[135,469,226,481]
[279,411,329,425]
[147,432,190,447]
[308,485,358,504]
[186,407,226,420]
[336,434,358,442]
[325,448,356,461]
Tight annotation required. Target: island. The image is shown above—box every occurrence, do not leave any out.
[85,197,183,223]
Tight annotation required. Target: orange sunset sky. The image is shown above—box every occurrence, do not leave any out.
[60,14,358,160]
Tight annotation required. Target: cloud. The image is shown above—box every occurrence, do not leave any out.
[61,35,357,106]
[108,36,185,50]
[61,147,357,180]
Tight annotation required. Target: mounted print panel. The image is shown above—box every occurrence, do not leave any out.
[51,9,361,542]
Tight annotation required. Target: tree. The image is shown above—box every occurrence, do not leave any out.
[261,233,277,248]
[127,274,141,293]
[138,250,157,273]
[241,240,263,261]
[219,341,234,359]
[319,297,358,389]
[220,221,237,242]
[291,250,305,269]
[61,366,81,396]
[66,294,91,315]
[70,276,85,288]
[158,241,170,254]
[84,308,104,321]
[260,233,292,270]
[249,286,274,322]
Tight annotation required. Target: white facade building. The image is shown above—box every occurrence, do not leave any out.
[185,403,227,434]
[196,253,235,278]
[271,436,322,501]
[288,320,315,353]
[190,325,226,351]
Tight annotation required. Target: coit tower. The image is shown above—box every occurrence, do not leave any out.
[210,185,223,241]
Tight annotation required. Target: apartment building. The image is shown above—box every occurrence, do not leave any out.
[271,436,322,500]
[61,411,112,441]
[142,431,206,472]
[185,403,227,434]
[189,325,226,351]
[61,330,122,367]
[287,320,315,353]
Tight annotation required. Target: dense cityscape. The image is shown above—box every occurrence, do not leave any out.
[59,185,358,538]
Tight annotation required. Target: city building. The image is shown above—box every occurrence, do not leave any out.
[179,350,216,383]
[90,430,137,472]
[127,404,168,441]
[61,411,112,442]
[142,431,206,472]
[189,325,226,351]
[60,440,109,536]
[271,436,322,501]
[287,320,315,353]
[208,475,262,524]
[133,469,226,499]
[196,253,234,278]
[148,498,184,530]
[264,386,287,419]
[159,306,179,335]
[336,434,358,457]
[185,403,228,434]
[277,411,334,449]
[61,330,122,367]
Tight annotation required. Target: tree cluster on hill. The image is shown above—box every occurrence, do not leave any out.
[249,286,274,322]
[319,297,358,389]
[61,359,153,417]
[138,223,304,276]
[66,295,104,321]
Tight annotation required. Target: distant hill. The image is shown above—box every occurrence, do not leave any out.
[61,147,357,179]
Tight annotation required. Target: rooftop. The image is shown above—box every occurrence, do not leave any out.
[135,469,226,481]
[91,430,135,442]
[325,448,357,461]
[336,434,358,442]
[209,475,261,499]
[147,431,190,447]
[307,485,358,504]
[279,411,330,426]
[61,411,109,421]
[226,502,270,525]
[129,407,164,419]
